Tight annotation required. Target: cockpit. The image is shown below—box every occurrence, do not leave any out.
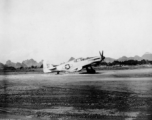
[74,58,84,62]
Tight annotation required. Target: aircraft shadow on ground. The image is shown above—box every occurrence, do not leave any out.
[79,72,101,74]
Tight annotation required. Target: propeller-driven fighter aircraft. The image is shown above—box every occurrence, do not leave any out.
[43,51,105,74]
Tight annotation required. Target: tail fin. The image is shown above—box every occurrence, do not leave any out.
[43,60,55,73]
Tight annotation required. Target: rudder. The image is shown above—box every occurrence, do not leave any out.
[43,60,55,73]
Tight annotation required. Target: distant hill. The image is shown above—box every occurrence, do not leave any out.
[116,53,152,61]
[22,63,27,68]
[4,59,43,69]
[37,60,43,67]
[117,56,128,61]
[132,55,142,61]
[6,60,16,68]
[104,57,115,63]
[22,59,38,67]
[0,62,4,69]
[5,60,24,68]
[16,62,22,68]
[117,55,143,61]
[142,52,152,60]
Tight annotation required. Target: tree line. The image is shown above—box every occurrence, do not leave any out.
[3,64,43,71]
[100,59,152,66]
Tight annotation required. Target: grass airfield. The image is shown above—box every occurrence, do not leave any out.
[0,68,152,120]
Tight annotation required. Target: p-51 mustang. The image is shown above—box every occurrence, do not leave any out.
[43,51,105,74]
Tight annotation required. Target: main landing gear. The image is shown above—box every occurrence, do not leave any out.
[86,66,96,74]
[56,71,60,75]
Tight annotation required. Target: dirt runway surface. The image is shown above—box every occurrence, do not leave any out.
[0,68,152,120]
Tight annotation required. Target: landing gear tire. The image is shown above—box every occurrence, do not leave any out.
[57,71,60,74]
[86,66,96,74]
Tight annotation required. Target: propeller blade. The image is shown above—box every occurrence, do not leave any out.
[102,51,103,57]
[99,51,102,57]
[99,51,105,61]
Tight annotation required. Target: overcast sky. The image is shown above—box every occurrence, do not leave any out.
[0,0,152,64]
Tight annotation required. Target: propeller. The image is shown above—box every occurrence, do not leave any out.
[99,51,105,61]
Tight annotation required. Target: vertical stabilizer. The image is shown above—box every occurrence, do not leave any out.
[43,60,54,73]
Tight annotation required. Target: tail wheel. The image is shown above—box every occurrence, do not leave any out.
[65,64,70,69]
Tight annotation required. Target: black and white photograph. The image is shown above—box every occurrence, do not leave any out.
[0,0,152,120]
